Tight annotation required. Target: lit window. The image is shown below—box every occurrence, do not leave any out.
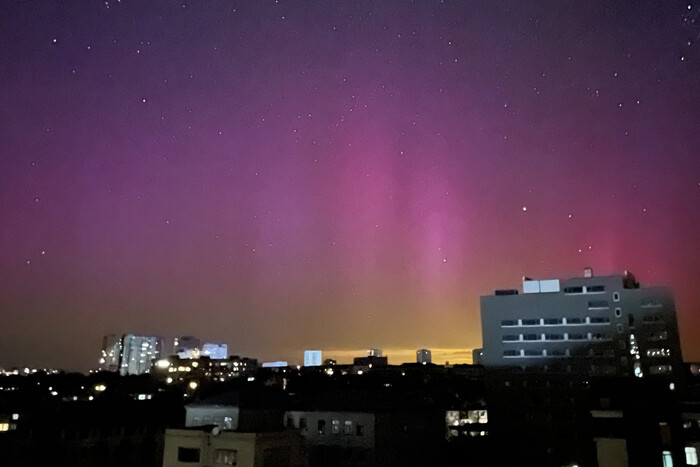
[0,423,9,432]
[214,448,237,465]
[662,450,673,467]
[177,447,201,463]
[331,419,340,434]
[686,446,698,465]
[344,420,353,434]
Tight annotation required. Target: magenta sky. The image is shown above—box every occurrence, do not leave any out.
[1,1,699,372]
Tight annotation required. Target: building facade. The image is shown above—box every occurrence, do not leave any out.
[480,270,683,378]
[119,334,164,376]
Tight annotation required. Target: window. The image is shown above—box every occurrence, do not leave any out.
[331,419,340,434]
[686,446,698,465]
[613,292,620,302]
[588,300,610,309]
[214,449,237,465]
[567,317,583,324]
[662,450,673,467]
[502,334,519,342]
[587,285,605,292]
[223,416,234,430]
[521,319,540,326]
[299,417,307,429]
[545,334,564,340]
[543,318,562,325]
[356,424,364,436]
[568,333,585,340]
[503,350,519,357]
[650,331,668,342]
[317,420,326,434]
[590,317,611,324]
[344,420,353,434]
[0,423,9,432]
[564,286,584,294]
[524,349,543,357]
[643,314,665,324]
[500,319,517,327]
[522,334,539,341]
[649,365,673,375]
[177,447,201,463]
[615,307,622,317]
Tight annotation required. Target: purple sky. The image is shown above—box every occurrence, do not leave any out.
[1,0,699,372]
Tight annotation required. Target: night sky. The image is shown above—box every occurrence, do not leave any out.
[2,0,699,372]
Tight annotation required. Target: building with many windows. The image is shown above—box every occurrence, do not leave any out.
[480,269,683,378]
[119,334,164,376]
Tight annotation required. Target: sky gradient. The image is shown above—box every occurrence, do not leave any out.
[1,0,699,372]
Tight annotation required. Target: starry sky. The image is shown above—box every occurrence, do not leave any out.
[1,0,699,372]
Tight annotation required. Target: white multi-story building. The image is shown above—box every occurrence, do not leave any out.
[304,350,322,367]
[119,334,164,376]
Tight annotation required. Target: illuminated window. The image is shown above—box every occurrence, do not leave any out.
[344,420,353,434]
[686,446,698,465]
[662,450,673,467]
[331,419,340,434]
[214,449,237,465]
[177,447,200,463]
[0,423,9,432]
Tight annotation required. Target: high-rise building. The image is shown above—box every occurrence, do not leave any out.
[416,349,432,364]
[304,350,322,367]
[201,342,227,360]
[99,334,121,372]
[479,270,683,378]
[174,336,201,359]
[120,334,164,376]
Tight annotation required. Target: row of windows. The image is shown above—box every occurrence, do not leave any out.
[178,447,236,465]
[502,332,612,342]
[503,347,616,358]
[562,285,606,294]
[501,316,611,327]
[315,419,364,436]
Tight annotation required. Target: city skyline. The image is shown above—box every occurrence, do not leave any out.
[1,0,699,372]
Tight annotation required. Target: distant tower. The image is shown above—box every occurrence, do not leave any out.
[120,334,164,376]
[304,350,322,367]
[367,348,383,357]
[201,342,228,360]
[416,349,432,365]
[99,334,121,372]
[174,336,201,359]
